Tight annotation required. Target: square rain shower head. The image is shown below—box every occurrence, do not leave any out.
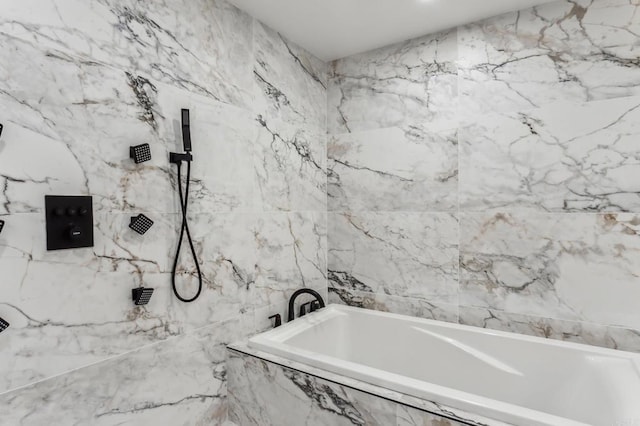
[0,317,9,333]
[129,214,153,235]
[130,143,152,164]
[132,287,154,305]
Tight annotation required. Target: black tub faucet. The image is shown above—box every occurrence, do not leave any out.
[287,288,325,322]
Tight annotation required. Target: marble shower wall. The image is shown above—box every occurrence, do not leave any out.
[327,0,640,351]
[0,0,326,422]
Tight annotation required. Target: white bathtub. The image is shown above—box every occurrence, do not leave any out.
[248,304,640,426]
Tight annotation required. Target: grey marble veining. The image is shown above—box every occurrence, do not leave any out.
[397,405,468,426]
[0,33,173,215]
[325,0,640,356]
[328,288,459,323]
[0,0,329,406]
[459,306,640,353]
[254,22,327,132]
[460,95,640,212]
[459,0,640,118]
[253,22,328,211]
[328,122,458,212]
[0,320,243,426]
[0,208,326,392]
[0,0,255,109]
[328,212,459,305]
[227,345,508,426]
[328,29,458,134]
[460,212,640,330]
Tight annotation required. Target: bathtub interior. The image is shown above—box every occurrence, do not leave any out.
[250,305,640,426]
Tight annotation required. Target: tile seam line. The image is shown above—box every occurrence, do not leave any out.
[0,317,234,397]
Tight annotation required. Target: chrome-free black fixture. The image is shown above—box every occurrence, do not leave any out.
[129,143,152,164]
[0,317,9,333]
[45,195,94,250]
[287,288,325,322]
[0,123,3,138]
[269,313,282,328]
[129,214,154,235]
[0,219,4,234]
[132,287,154,305]
[169,109,203,303]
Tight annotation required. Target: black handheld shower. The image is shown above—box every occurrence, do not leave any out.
[181,109,192,152]
[169,109,203,303]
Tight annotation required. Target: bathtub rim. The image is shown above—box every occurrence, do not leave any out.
[247,304,640,426]
[227,342,510,426]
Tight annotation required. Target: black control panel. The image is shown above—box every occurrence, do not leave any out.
[45,195,94,250]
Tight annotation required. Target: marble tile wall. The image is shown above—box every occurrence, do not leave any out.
[0,0,326,421]
[327,0,640,351]
[227,347,477,426]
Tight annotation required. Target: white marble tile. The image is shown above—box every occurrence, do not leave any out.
[459,306,640,353]
[0,212,173,272]
[328,122,458,211]
[0,34,174,214]
[0,36,258,217]
[328,29,458,134]
[458,0,640,117]
[0,268,181,393]
[0,125,88,215]
[460,212,640,330]
[397,405,467,426]
[252,23,327,211]
[253,211,327,308]
[254,116,327,212]
[155,84,258,213]
[460,96,640,212]
[0,320,243,426]
[228,349,399,426]
[0,0,255,109]
[328,288,459,323]
[227,344,507,426]
[253,21,327,133]
[0,210,288,392]
[329,212,459,305]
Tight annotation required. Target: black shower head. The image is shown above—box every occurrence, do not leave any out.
[130,143,152,164]
[0,123,4,138]
[0,219,4,234]
[0,317,9,333]
[132,287,154,305]
[129,214,154,235]
[181,109,191,152]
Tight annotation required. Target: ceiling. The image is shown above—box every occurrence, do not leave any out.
[227,0,556,61]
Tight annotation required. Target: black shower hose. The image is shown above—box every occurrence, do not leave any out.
[171,160,203,302]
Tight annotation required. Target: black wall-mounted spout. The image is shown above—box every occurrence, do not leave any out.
[287,288,325,322]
